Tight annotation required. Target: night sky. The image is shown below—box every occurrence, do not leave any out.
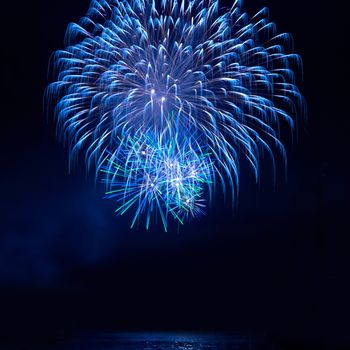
[1,0,349,349]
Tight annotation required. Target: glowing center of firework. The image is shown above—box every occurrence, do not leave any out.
[100,133,213,231]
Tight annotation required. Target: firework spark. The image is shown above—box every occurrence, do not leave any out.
[46,0,304,229]
[100,130,214,230]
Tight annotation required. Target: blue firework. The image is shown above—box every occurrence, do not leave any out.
[46,0,304,229]
[100,130,214,230]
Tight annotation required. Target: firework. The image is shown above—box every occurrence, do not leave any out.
[99,131,214,230]
[46,0,304,229]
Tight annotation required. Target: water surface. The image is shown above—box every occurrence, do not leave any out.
[55,332,281,350]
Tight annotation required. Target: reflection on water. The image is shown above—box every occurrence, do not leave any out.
[56,333,281,350]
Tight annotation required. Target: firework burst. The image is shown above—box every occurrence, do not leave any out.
[100,130,214,230]
[46,0,304,229]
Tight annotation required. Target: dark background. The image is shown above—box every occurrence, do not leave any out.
[1,0,349,349]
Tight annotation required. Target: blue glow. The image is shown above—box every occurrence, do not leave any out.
[46,0,304,229]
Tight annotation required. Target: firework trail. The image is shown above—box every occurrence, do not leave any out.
[46,0,304,229]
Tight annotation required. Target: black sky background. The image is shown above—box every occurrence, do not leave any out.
[1,0,349,349]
